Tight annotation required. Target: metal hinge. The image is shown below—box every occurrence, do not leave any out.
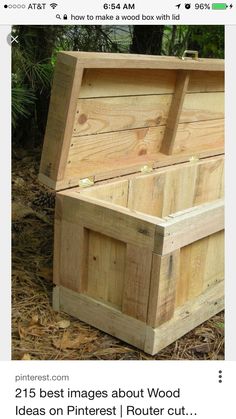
[189,156,200,163]
[141,164,153,174]
[79,176,95,188]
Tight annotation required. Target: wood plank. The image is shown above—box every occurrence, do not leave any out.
[181,91,224,122]
[189,71,224,92]
[80,68,176,98]
[147,250,180,328]
[59,221,88,292]
[73,95,171,135]
[54,149,224,192]
[81,179,129,207]
[145,280,224,355]
[128,172,166,217]
[79,69,224,99]
[128,163,197,217]
[55,286,148,351]
[122,245,152,322]
[39,54,83,182]
[160,199,224,255]
[86,231,126,309]
[67,126,164,170]
[176,236,209,307]
[61,51,224,71]
[172,119,224,155]
[53,194,63,285]
[194,156,224,205]
[202,230,224,290]
[161,164,198,217]
[79,155,223,220]
[176,230,224,308]
[73,92,224,136]
[161,71,190,155]
[59,192,159,250]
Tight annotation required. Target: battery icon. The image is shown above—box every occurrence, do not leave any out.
[212,3,228,9]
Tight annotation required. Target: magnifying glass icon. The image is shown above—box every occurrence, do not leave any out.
[56,14,61,19]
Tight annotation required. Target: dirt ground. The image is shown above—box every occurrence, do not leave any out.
[12,147,224,360]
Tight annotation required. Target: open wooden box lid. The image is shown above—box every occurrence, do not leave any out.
[39,51,224,191]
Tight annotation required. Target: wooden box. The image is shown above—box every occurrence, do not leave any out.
[39,52,224,355]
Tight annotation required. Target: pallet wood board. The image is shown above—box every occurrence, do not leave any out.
[61,51,224,71]
[73,92,224,136]
[79,69,224,99]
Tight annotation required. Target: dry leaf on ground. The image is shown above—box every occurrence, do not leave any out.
[52,331,95,350]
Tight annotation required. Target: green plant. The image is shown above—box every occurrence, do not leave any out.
[12,86,35,129]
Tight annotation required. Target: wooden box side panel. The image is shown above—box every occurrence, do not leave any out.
[176,230,224,308]
[147,229,224,329]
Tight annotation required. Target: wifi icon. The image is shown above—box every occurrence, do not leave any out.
[50,3,58,9]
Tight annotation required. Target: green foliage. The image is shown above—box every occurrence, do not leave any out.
[162,25,224,58]
[188,26,224,58]
[12,87,35,129]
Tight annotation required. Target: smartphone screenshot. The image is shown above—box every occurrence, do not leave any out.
[0,0,235,417]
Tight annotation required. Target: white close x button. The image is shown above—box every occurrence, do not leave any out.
[11,35,18,44]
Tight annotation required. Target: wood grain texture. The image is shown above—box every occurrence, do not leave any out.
[76,156,224,220]
[65,120,223,190]
[127,163,197,217]
[53,194,63,285]
[202,230,224,290]
[80,68,176,98]
[122,245,153,322]
[147,250,180,327]
[67,125,164,172]
[55,286,149,351]
[161,71,190,155]
[39,52,224,191]
[39,53,83,182]
[81,179,129,207]
[181,91,224,122]
[62,51,224,71]
[79,69,224,99]
[54,149,223,191]
[86,230,126,309]
[189,70,224,92]
[193,156,224,205]
[173,119,224,155]
[161,199,224,255]
[53,279,224,355]
[175,230,224,308]
[59,221,88,292]
[145,280,224,355]
[59,192,158,250]
[73,94,171,136]
[128,171,166,217]
[73,92,224,137]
